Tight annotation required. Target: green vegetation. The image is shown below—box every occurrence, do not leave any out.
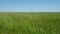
[0,12,60,34]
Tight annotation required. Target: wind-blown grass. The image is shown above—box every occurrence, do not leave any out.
[0,12,60,34]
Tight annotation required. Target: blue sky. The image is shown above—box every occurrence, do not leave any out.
[0,0,60,12]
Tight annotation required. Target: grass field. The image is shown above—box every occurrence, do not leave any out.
[0,12,60,34]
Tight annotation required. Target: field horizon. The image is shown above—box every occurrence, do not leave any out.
[0,12,60,34]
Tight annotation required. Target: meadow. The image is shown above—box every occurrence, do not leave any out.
[0,12,60,34]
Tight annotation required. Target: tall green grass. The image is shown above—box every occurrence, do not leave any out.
[0,12,60,34]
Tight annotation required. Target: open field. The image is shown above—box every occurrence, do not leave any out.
[0,12,60,34]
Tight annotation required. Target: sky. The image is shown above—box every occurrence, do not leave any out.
[0,0,60,12]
